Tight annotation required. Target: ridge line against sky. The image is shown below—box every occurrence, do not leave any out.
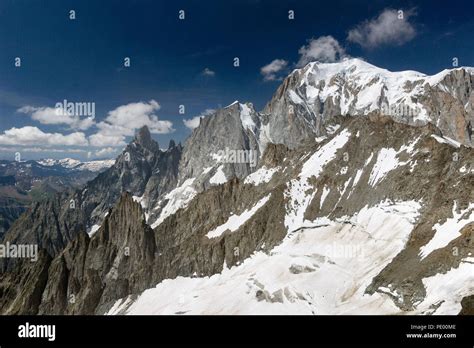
[1,0,473,160]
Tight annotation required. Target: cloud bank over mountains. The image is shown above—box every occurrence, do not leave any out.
[0,100,174,150]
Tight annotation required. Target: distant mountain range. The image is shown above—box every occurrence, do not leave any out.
[36,158,115,172]
[0,158,115,236]
[0,59,472,315]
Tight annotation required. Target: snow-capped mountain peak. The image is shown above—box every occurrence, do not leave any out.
[37,158,115,172]
[77,159,116,172]
[290,57,474,122]
[262,58,474,148]
[38,158,82,168]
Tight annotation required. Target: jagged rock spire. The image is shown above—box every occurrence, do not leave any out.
[134,125,159,151]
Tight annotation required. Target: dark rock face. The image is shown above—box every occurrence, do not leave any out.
[37,193,157,314]
[1,190,88,264]
[0,197,28,238]
[135,125,159,152]
[0,250,52,314]
[0,193,155,314]
[459,295,474,315]
[260,143,291,168]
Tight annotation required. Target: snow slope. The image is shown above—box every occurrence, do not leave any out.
[244,166,279,186]
[206,194,271,239]
[151,178,197,228]
[419,202,474,259]
[285,129,351,231]
[108,200,423,315]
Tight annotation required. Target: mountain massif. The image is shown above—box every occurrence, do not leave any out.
[0,58,472,315]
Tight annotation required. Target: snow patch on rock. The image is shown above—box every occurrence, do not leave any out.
[419,202,474,259]
[206,194,271,239]
[244,166,279,186]
[209,165,227,185]
[151,178,197,228]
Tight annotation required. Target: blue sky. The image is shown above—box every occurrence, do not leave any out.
[1,0,474,160]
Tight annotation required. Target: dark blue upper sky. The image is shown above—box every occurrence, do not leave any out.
[1,0,474,160]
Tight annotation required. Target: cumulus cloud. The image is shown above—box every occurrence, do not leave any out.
[201,68,216,76]
[183,117,201,130]
[17,105,95,130]
[9,100,173,149]
[89,133,124,147]
[260,59,288,81]
[0,126,88,146]
[0,146,86,153]
[94,147,118,157]
[183,109,215,130]
[297,36,346,67]
[90,100,174,146]
[347,8,417,48]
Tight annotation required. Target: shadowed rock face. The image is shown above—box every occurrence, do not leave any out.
[0,193,155,314]
[135,125,159,153]
[460,295,474,315]
[38,192,157,315]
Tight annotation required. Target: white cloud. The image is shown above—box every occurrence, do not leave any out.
[11,100,173,148]
[347,8,416,48]
[88,122,132,146]
[17,105,95,130]
[0,126,88,146]
[297,36,346,67]
[201,68,216,76]
[94,147,118,157]
[0,146,86,153]
[89,133,125,147]
[90,100,174,146]
[183,109,215,130]
[260,59,288,81]
[183,117,202,130]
